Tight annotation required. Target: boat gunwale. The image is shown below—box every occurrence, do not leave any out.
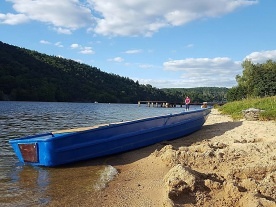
[53,108,208,135]
[56,113,205,152]
[9,108,210,143]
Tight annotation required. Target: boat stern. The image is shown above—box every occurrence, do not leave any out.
[9,133,56,166]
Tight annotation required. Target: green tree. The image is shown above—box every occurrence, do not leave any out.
[231,59,276,100]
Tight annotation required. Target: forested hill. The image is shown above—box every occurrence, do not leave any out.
[0,41,171,103]
[0,41,228,103]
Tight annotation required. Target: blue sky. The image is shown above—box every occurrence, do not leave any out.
[1,0,275,88]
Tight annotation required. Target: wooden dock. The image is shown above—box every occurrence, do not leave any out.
[138,101,184,108]
[138,101,226,108]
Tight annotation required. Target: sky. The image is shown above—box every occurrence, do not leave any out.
[1,0,276,89]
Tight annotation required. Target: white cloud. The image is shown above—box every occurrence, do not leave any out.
[163,57,240,71]
[144,51,276,88]
[2,0,257,36]
[70,43,94,54]
[53,27,72,35]
[80,46,95,54]
[40,40,64,48]
[244,50,276,63]
[0,13,29,24]
[3,0,94,33]
[155,57,243,88]
[137,77,237,89]
[92,0,257,36]
[73,59,83,63]
[70,43,81,49]
[55,42,64,48]
[124,49,142,54]
[108,57,124,62]
[186,44,194,48]
[139,64,154,69]
[40,40,51,44]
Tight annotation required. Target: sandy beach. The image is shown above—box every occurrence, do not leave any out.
[86,109,275,207]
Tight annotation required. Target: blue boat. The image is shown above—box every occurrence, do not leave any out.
[9,108,211,167]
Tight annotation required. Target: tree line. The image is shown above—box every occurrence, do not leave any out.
[0,41,229,104]
[161,87,228,104]
[227,59,276,101]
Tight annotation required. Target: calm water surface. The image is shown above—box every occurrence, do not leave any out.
[0,101,194,206]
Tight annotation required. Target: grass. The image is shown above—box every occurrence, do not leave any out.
[215,96,276,121]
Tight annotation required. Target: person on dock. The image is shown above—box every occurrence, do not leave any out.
[185,96,191,111]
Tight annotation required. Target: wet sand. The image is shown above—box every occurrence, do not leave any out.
[87,109,276,207]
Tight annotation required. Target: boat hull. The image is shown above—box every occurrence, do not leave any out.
[9,108,210,167]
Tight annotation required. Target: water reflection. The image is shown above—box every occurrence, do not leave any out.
[3,161,109,206]
[9,165,50,206]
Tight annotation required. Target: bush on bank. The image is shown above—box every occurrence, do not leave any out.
[216,96,276,121]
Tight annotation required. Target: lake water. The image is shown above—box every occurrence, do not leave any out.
[0,101,199,206]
